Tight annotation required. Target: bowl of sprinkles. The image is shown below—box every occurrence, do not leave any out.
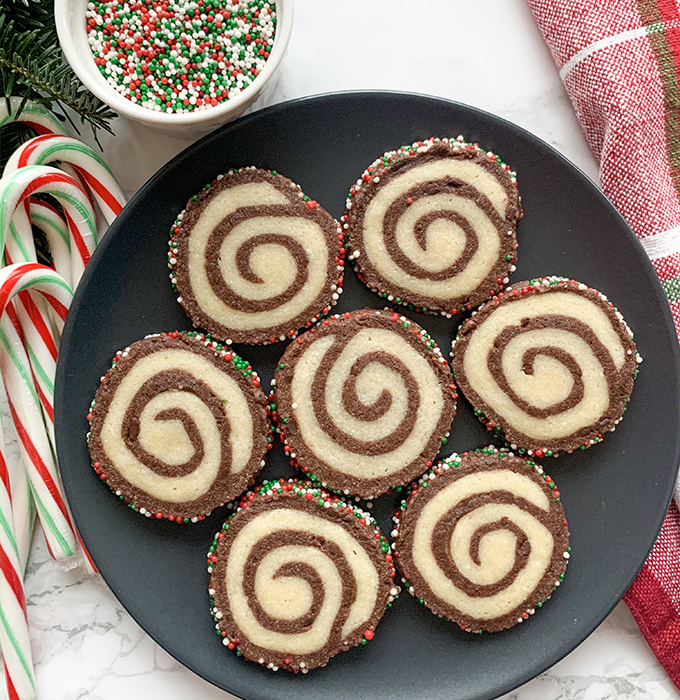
[56,0,292,133]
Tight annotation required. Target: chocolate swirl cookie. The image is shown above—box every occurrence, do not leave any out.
[343,137,520,315]
[451,277,641,456]
[273,309,458,498]
[88,332,270,522]
[169,168,345,345]
[393,448,569,632]
[208,480,398,672]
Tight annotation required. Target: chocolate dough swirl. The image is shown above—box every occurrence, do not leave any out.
[88,333,270,521]
[344,137,520,314]
[121,369,232,479]
[311,346,420,456]
[393,450,570,632]
[171,168,344,345]
[273,309,457,498]
[208,485,395,672]
[451,278,639,455]
[206,213,310,313]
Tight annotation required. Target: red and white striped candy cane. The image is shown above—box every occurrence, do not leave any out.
[0,264,96,579]
[0,263,78,700]
[0,106,104,697]
[0,401,35,700]
[0,264,77,563]
[0,165,97,285]
[4,135,125,225]
[27,199,72,288]
[0,167,94,447]
[0,198,62,574]
[0,98,66,137]
[0,190,69,449]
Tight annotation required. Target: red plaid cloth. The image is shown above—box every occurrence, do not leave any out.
[527,0,680,688]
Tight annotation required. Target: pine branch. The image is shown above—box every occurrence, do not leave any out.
[0,0,116,170]
[0,42,116,133]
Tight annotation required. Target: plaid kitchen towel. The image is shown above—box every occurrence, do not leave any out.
[528,0,680,688]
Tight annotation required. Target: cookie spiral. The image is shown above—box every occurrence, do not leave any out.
[344,138,520,315]
[208,481,397,672]
[393,449,569,632]
[451,277,640,456]
[170,168,345,345]
[88,332,270,521]
[274,309,457,498]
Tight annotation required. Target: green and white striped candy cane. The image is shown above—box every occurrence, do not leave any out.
[0,396,35,700]
[0,165,97,283]
[0,97,67,136]
[0,263,76,700]
[28,199,72,288]
[4,135,125,225]
[0,168,93,448]
[0,263,77,562]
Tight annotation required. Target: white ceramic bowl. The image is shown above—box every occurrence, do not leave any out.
[56,0,293,136]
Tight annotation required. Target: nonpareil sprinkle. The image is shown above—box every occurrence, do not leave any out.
[86,0,276,114]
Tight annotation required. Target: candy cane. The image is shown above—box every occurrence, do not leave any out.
[0,169,94,427]
[0,97,66,136]
[0,166,97,285]
[0,412,35,700]
[0,264,76,562]
[0,204,61,532]
[10,460,34,577]
[0,266,72,700]
[0,169,94,563]
[28,199,72,288]
[0,267,96,580]
[4,135,126,225]
[12,292,60,450]
[0,201,63,449]
[0,201,50,577]
[0,109,103,698]
[2,279,63,481]
[0,167,91,449]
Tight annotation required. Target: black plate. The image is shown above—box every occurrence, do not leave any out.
[55,92,680,700]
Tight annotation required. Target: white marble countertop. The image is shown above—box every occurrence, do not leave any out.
[16,0,680,698]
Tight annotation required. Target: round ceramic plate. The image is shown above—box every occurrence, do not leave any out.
[55,92,680,700]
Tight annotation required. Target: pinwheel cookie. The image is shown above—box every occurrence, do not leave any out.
[273,308,458,498]
[208,480,398,672]
[344,137,520,315]
[169,168,345,345]
[88,332,270,522]
[451,277,640,456]
[393,447,570,632]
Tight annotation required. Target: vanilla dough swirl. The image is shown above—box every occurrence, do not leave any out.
[393,450,569,632]
[274,309,457,498]
[451,277,639,455]
[170,168,344,345]
[344,138,520,314]
[88,333,270,521]
[208,483,396,672]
